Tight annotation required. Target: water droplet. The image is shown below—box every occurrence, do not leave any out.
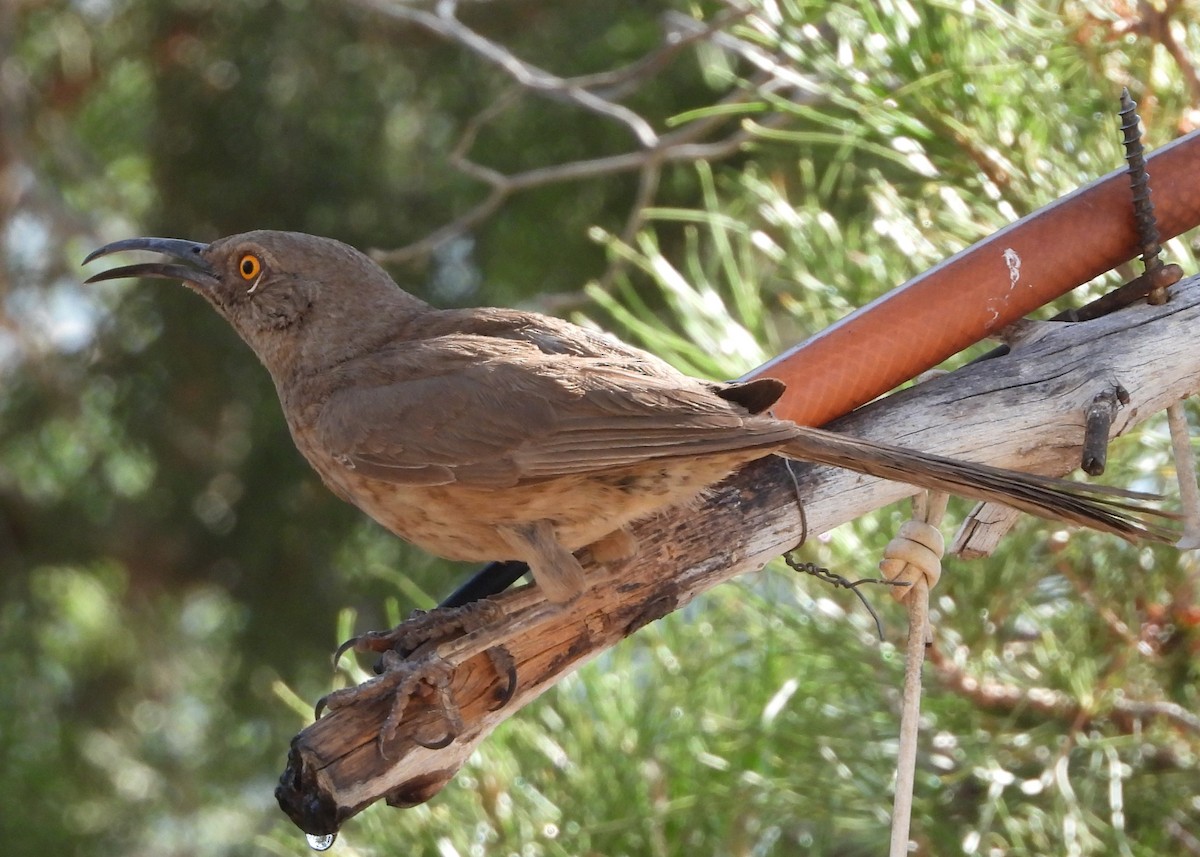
[306,832,336,851]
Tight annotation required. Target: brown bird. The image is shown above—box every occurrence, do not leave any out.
[85,230,1174,603]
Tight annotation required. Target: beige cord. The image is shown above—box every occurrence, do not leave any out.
[1166,402,1200,549]
[880,490,948,857]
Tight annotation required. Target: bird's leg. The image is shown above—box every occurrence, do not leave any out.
[587,526,639,565]
[497,520,587,603]
[317,600,518,751]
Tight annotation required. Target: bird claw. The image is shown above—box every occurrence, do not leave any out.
[333,601,517,705]
[316,601,519,755]
[316,651,462,755]
[335,600,504,661]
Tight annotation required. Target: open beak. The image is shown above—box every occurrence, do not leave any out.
[83,237,218,288]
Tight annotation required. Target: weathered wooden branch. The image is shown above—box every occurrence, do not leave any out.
[277,276,1200,836]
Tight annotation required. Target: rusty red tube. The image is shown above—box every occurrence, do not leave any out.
[751,130,1200,426]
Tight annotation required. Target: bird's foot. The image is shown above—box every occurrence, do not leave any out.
[334,600,508,663]
[317,649,462,751]
[316,601,518,754]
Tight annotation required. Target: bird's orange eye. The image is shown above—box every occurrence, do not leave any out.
[238,254,262,280]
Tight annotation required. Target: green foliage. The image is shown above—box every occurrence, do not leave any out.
[3,1,1199,856]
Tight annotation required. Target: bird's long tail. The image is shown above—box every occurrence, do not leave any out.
[780,426,1179,544]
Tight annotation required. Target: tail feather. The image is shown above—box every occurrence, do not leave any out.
[780,426,1178,544]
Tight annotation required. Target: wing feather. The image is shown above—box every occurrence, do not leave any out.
[314,332,790,488]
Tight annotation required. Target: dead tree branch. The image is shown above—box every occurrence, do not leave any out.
[351,0,823,264]
[927,644,1200,738]
[358,0,661,146]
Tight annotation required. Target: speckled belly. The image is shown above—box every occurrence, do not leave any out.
[321,452,765,562]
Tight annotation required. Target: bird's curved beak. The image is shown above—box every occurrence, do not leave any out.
[83,237,218,289]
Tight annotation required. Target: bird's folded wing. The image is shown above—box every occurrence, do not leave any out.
[314,339,793,488]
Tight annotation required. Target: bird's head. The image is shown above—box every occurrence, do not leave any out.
[84,230,427,380]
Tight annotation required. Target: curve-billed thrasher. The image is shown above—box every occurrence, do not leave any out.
[85,230,1174,603]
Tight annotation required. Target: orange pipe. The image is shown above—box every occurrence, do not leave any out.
[749,130,1200,426]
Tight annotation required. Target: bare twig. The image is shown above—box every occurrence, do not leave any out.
[371,81,797,265]
[358,0,659,145]
[350,0,822,265]
[1131,0,1200,106]
[928,644,1200,737]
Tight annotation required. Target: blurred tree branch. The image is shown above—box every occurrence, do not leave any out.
[352,0,825,264]
[1115,0,1200,108]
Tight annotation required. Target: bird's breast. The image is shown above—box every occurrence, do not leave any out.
[294,443,765,563]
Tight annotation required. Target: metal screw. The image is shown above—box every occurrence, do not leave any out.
[1118,88,1174,304]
